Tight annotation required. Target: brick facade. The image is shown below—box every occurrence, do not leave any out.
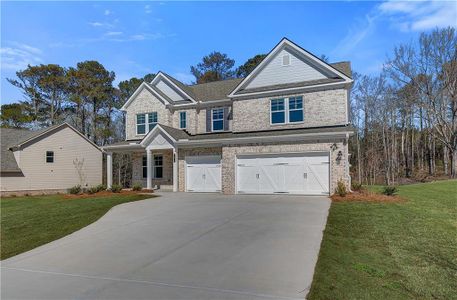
[131,150,173,188]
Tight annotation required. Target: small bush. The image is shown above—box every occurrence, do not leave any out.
[87,186,99,194]
[68,185,81,195]
[351,182,364,192]
[335,180,347,197]
[95,184,107,192]
[110,184,122,193]
[132,183,142,191]
[382,186,398,196]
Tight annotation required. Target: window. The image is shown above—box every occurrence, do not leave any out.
[153,155,163,179]
[179,111,187,129]
[212,108,224,131]
[148,112,158,130]
[137,112,158,134]
[271,97,304,124]
[137,114,146,134]
[288,96,304,123]
[46,151,54,163]
[142,156,147,178]
[271,99,286,124]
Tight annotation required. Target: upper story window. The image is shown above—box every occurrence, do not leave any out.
[212,108,224,131]
[179,111,187,129]
[137,112,158,135]
[46,151,54,163]
[271,96,303,124]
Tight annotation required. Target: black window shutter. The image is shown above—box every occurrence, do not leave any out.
[224,107,229,131]
[206,109,211,132]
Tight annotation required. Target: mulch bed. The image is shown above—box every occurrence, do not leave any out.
[331,190,404,203]
[64,189,154,199]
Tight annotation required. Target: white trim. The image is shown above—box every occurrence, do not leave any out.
[270,97,304,125]
[120,82,170,111]
[228,38,352,97]
[179,111,187,129]
[152,72,197,103]
[152,153,164,179]
[211,108,225,132]
[135,112,158,136]
[140,124,177,147]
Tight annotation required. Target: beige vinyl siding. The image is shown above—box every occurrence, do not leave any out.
[0,126,102,191]
[245,49,327,89]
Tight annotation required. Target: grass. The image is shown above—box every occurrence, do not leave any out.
[0,193,152,260]
[308,180,457,300]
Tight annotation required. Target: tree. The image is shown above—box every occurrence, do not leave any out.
[190,51,235,83]
[118,73,156,108]
[0,102,34,128]
[7,64,68,126]
[236,54,267,78]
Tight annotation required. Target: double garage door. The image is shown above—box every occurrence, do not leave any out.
[185,153,329,195]
[236,153,330,195]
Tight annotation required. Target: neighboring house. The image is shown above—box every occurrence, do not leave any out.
[0,123,102,195]
[103,38,354,195]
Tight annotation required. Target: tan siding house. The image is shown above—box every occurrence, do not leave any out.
[1,123,102,195]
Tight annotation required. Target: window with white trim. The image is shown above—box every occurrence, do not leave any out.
[142,155,147,178]
[46,151,54,163]
[212,108,224,131]
[153,155,163,179]
[179,111,186,129]
[271,96,303,124]
[137,112,158,135]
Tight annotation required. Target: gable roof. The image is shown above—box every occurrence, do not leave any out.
[1,123,101,174]
[188,78,244,101]
[229,37,353,97]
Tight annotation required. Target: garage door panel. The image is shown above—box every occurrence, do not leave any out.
[237,165,258,193]
[259,164,281,193]
[206,165,222,192]
[186,156,221,193]
[307,164,329,193]
[284,164,306,194]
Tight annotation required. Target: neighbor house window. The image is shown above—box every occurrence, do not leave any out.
[212,108,224,131]
[142,155,147,178]
[271,96,304,124]
[46,151,54,163]
[179,111,186,129]
[153,155,163,179]
[271,99,286,124]
[137,112,158,134]
[288,96,304,123]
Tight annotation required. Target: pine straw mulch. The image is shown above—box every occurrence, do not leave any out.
[331,190,405,203]
[64,189,155,199]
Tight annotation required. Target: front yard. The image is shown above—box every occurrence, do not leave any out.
[0,192,152,260]
[308,180,457,299]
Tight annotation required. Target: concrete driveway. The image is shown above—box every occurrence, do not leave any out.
[1,193,330,300]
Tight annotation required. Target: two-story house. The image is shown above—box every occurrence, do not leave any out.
[103,38,353,195]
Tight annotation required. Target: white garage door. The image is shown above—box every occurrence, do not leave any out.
[236,153,329,195]
[186,155,222,192]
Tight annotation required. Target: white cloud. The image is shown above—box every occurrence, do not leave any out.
[378,0,457,32]
[105,31,123,36]
[145,4,152,14]
[88,21,114,28]
[104,9,112,16]
[333,14,378,56]
[0,42,43,71]
[173,72,194,84]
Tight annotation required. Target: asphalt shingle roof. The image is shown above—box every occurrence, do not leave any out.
[1,128,42,173]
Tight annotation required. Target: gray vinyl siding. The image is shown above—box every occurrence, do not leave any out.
[245,49,327,89]
[0,126,102,191]
[155,80,186,102]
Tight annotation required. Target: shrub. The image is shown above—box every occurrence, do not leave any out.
[110,184,122,193]
[382,186,398,196]
[335,180,347,197]
[87,186,99,194]
[95,184,107,192]
[351,182,364,192]
[68,185,81,195]
[132,183,142,191]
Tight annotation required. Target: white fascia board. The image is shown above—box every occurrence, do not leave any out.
[175,130,353,147]
[120,82,170,111]
[139,124,177,147]
[101,144,144,151]
[152,72,197,103]
[228,38,352,97]
[230,81,352,99]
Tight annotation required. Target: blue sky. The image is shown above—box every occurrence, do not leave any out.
[1,1,456,104]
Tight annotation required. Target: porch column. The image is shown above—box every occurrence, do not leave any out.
[173,148,178,192]
[146,149,152,190]
[106,152,113,189]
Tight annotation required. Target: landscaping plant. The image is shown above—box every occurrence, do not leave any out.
[132,183,142,191]
[382,185,398,196]
[68,185,82,195]
[335,180,347,197]
[110,184,122,193]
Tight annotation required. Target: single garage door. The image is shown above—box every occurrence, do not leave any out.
[186,155,222,192]
[236,153,329,195]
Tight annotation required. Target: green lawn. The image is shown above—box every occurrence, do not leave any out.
[1,193,152,260]
[308,180,457,300]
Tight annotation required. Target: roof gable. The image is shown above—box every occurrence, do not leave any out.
[120,82,169,111]
[229,38,353,97]
[151,72,197,103]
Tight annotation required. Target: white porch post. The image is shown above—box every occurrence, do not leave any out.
[146,149,152,190]
[106,152,113,189]
[173,148,178,192]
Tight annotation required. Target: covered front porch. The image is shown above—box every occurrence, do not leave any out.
[103,126,179,191]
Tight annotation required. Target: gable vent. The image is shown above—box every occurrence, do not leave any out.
[282,54,290,66]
